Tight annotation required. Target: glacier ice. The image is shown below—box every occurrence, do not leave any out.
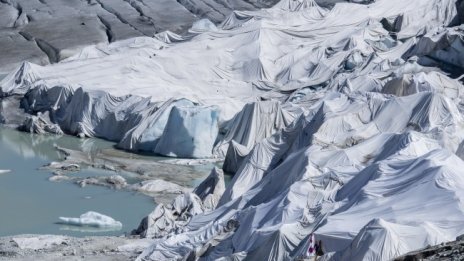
[153,105,219,158]
[1,0,464,260]
[0,169,11,174]
[58,211,122,228]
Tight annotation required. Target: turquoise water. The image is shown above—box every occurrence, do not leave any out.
[0,128,156,237]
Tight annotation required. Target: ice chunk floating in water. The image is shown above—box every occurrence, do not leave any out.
[58,211,123,228]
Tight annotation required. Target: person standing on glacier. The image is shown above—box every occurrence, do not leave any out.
[316,240,324,258]
[305,234,316,260]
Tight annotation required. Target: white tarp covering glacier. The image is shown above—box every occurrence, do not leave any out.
[2,0,464,260]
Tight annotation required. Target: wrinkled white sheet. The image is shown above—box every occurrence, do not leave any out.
[1,0,464,259]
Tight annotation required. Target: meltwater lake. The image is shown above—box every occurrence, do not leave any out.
[0,127,183,237]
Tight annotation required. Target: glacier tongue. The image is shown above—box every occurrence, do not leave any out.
[1,0,464,260]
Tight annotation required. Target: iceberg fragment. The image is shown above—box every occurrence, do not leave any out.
[58,211,122,228]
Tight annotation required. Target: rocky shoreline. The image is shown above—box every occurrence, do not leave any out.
[0,234,149,261]
[0,159,227,261]
[395,236,464,261]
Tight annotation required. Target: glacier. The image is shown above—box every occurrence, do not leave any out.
[1,0,464,260]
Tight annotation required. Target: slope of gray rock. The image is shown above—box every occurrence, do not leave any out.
[0,0,279,74]
[395,236,464,261]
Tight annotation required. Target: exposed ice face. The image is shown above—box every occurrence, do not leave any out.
[190,19,218,33]
[58,211,122,228]
[154,105,219,158]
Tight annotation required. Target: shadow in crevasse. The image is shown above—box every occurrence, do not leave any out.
[451,0,464,26]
